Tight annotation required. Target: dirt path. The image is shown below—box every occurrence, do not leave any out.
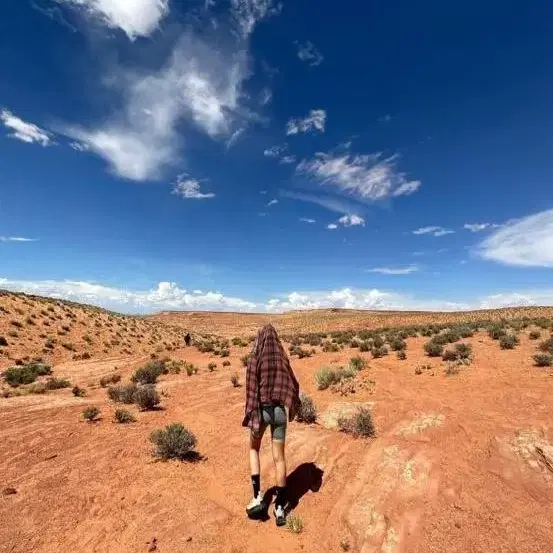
[1,333,552,553]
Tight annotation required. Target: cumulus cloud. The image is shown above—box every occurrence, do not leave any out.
[0,278,256,313]
[56,0,169,40]
[297,152,421,201]
[0,237,37,243]
[412,226,454,237]
[296,41,323,66]
[478,208,553,267]
[366,266,418,275]
[172,175,215,199]
[230,0,282,38]
[327,223,338,230]
[0,109,53,146]
[338,214,364,227]
[286,109,326,135]
[64,32,249,181]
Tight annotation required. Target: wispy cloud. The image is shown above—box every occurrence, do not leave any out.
[299,217,316,224]
[463,222,499,232]
[366,265,419,275]
[267,199,278,206]
[69,141,89,152]
[297,151,421,200]
[280,155,296,164]
[296,40,324,66]
[338,214,365,227]
[264,144,287,158]
[412,226,454,237]
[0,237,38,243]
[31,1,77,32]
[230,0,282,38]
[477,208,553,267]
[172,175,215,199]
[64,31,250,181]
[56,0,170,40]
[286,109,326,135]
[1,109,53,146]
[327,223,338,230]
[281,190,364,215]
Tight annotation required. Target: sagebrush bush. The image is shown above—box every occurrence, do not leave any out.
[424,340,444,357]
[338,407,375,438]
[231,373,240,387]
[454,343,472,359]
[44,378,71,390]
[208,362,217,372]
[296,393,317,423]
[107,384,138,404]
[315,367,341,390]
[82,406,100,422]
[389,338,406,352]
[3,363,52,387]
[134,385,160,410]
[533,353,553,367]
[131,361,166,384]
[372,336,384,348]
[539,338,553,354]
[371,346,388,358]
[349,356,366,371]
[322,341,340,352]
[499,334,519,350]
[397,350,407,360]
[150,423,197,461]
[358,341,371,353]
[529,330,541,340]
[185,362,198,376]
[114,408,136,424]
[72,385,86,397]
[488,325,507,340]
[100,373,122,387]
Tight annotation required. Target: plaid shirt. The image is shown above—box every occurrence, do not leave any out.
[242,324,300,436]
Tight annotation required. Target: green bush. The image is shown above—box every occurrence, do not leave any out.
[107,384,138,404]
[315,367,342,390]
[44,378,71,390]
[241,354,251,367]
[185,362,198,376]
[82,406,100,422]
[529,330,541,340]
[338,407,375,438]
[296,393,317,423]
[372,336,384,348]
[100,373,121,387]
[397,350,407,361]
[358,341,371,352]
[231,373,240,387]
[457,326,474,338]
[539,338,553,354]
[131,361,166,384]
[488,325,507,340]
[322,341,340,352]
[150,423,197,461]
[114,409,136,424]
[208,362,217,372]
[499,334,519,350]
[424,340,444,357]
[454,343,472,359]
[134,385,160,410]
[389,338,406,351]
[349,356,366,371]
[533,353,553,367]
[72,385,86,397]
[371,346,388,358]
[3,363,52,386]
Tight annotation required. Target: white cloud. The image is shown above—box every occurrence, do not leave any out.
[0,278,256,312]
[69,141,89,151]
[286,109,326,135]
[0,109,53,146]
[327,223,338,230]
[478,291,553,309]
[57,0,169,40]
[280,155,296,164]
[338,214,365,227]
[64,32,249,181]
[366,266,418,275]
[231,0,282,38]
[0,237,37,243]
[413,226,454,237]
[478,208,553,267]
[264,144,286,157]
[225,127,246,149]
[260,87,272,105]
[281,190,364,216]
[172,175,215,199]
[299,217,316,224]
[267,199,278,206]
[297,152,421,200]
[296,41,323,66]
[464,223,490,232]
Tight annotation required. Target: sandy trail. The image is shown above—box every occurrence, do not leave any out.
[1,333,552,553]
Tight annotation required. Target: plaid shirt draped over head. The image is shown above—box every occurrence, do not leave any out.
[242,324,300,437]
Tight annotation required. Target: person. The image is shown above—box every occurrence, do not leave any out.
[242,324,301,526]
[184,333,191,347]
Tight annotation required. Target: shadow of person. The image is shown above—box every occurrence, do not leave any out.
[261,462,324,517]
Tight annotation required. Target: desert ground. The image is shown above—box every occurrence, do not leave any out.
[1,291,553,553]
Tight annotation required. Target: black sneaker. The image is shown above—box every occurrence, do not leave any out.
[274,505,286,527]
[246,493,265,519]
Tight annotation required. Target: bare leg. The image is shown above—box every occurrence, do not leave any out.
[271,439,287,488]
[249,432,262,476]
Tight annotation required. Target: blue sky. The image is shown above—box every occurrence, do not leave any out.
[1,0,553,313]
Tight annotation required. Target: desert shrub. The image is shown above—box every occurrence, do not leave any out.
[371,346,388,359]
[107,384,138,404]
[307,334,323,347]
[454,343,472,359]
[100,374,121,387]
[45,378,71,390]
[28,382,47,394]
[3,363,52,386]
[358,341,371,353]
[241,354,251,367]
[286,515,304,534]
[208,362,217,372]
[166,360,183,374]
[538,338,553,354]
[389,338,406,352]
[83,335,92,343]
[222,360,231,367]
[131,360,166,385]
[442,349,457,361]
[134,385,160,410]
[533,353,553,367]
[231,373,240,387]
[529,330,541,340]
[499,334,519,350]
[397,350,407,361]
[315,367,342,390]
[424,340,444,357]
[72,385,86,397]
[150,423,197,461]
[220,348,230,357]
[0,336,7,346]
[114,409,136,424]
[488,325,507,340]
[185,362,198,376]
[8,330,18,338]
[420,326,434,337]
[322,341,340,353]
[11,320,23,328]
[82,406,100,422]
[441,329,462,344]
[372,336,384,348]
[338,407,375,438]
[296,393,317,423]
[458,326,474,338]
[445,362,461,376]
[349,356,367,372]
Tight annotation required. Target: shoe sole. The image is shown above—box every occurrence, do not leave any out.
[246,503,266,520]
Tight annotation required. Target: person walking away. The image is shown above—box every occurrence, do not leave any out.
[242,324,300,526]
[184,333,191,347]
